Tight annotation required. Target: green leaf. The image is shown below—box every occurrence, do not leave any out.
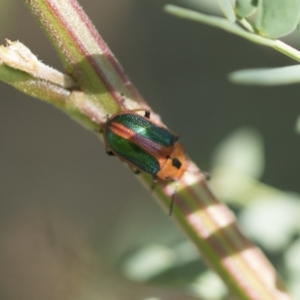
[285,239,300,276]
[239,194,300,252]
[219,0,236,22]
[229,65,300,85]
[165,5,300,63]
[235,0,257,18]
[255,0,300,38]
[122,245,176,281]
[211,127,264,179]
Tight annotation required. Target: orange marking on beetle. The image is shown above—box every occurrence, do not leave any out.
[109,121,184,176]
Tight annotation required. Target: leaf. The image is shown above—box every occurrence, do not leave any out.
[164,5,274,47]
[211,127,264,179]
[235,0,257,18]
[122,245,176,281]
[219,0,236,22]
[165,5,300,63]
[285,239,300,275]
[255,0,300,38]
[229,65,300,85]
[239,194,300,252]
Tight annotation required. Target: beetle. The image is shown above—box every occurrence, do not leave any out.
[103,109,187,214]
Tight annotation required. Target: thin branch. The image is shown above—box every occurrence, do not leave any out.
[165,4,300,63]
[0,0,292,298]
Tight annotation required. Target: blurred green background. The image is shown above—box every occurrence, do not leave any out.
[0,1,300,299]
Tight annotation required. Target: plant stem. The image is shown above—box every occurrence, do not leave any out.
[0,0,291,298]
[165,4,300,63]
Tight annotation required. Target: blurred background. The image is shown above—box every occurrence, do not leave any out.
[0,0,300,299]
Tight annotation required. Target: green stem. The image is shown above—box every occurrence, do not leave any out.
[0,0,292,298]
[165,4,300,63]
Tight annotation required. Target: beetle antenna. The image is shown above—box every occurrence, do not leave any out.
[169,181,179,216]
[169,193,175,216]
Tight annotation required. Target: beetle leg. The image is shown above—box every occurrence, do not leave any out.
[128,165,141,175]
[144,109,151,119]
[201,171,211,181]
[152,174,157,183]
[150,175,157,190]
[169,180,180,216]
[187,162,210,181]
[106,149,115,156]
[133,168,141,175]
[169,192,175,216]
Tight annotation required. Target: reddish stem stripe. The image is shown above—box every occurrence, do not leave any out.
[24,1,291,298]
[169,174,284,298]
[47,1,118,97]
[68,0,144,103]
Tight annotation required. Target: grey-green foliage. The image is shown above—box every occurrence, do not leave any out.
[235,0,257,18]
[229,65,300,86]
[219,0,236,22]
[256,0,300,38]
[166,1,300,88]
[226,0,300,39]
[236,0,300,38]
[235,0,300,39]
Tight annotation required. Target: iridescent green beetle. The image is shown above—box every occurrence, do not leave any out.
[104,109,187,214]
